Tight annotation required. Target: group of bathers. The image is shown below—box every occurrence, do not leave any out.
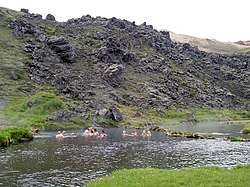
[56,128,151,138]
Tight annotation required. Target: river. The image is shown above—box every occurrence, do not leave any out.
[0,124,250,186]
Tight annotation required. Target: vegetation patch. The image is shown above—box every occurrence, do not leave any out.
[242,124,250,134]
[234,47,250,55]
[44,118,93,131]
[150,108,250,125]
[224,136,250,142]
[0,7,67,130]
[2,91,66,128]
[0,126,33,148]
[118,106,250,127]
[36,20,61,35]
[150,125,215,139]
[85,164,250,187]
[95,116,119,127]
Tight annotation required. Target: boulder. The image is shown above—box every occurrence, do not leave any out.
[46,14,56,21]
[98,107,123,121]
[29,14,43,20]
[95,37,137,64]
[10,19,42,37]
[98,108,113,118]
[106,17,126,29]
[47,36,76,63]
[102,64,124,87]
[20,9,29,13]
[30,46,61,63]
[46,110,78,122]
[110,107,123,120]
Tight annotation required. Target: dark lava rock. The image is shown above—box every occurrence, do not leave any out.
[46,110,78,122]
[98,107,123,121]
[7,8,250,114]
[47,36,76,63]
[10,18,42,37]
[46,14,56,21]
[95,37,137,64]
[20,9,29,14]
[110,107,123,121]
[102,64,124,87]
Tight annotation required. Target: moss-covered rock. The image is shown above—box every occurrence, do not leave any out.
[0,127,33,148]
[150,125,215,139]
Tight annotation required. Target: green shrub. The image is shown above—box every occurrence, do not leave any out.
[227,136,242,141]
[242,124,250,134]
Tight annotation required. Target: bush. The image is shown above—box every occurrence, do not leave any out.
[242,124,250,134]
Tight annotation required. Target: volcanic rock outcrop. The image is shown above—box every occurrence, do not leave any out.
[6,8,250,123]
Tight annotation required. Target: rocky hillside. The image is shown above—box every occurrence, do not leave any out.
[0,7,250,129]
[235,40,250,46]
[169,31,250,54]
[233,40,250,55]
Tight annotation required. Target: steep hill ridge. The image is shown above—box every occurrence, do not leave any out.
[169,31,250,54]
[0,7,249,128]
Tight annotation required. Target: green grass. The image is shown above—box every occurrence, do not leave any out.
[0,13,29,97]
[226,136,242,141]
[44,118,93,131]
[0,7,99,130]
[33,19,60,35]
[234,47,250,55]
[85,164,250,187]
[2,91,66,127]
[0,7,32,126]
[151,108,250,125]
[116,105,250,127]
[0,9,74,130]
[0,126,33,147]
[95,116,120,127]
[242,124,250,134]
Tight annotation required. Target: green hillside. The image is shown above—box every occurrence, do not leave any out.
[0,7,249,130]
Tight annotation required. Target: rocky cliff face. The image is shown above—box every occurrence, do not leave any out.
[2,8,250,126]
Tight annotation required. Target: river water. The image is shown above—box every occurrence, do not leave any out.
[0,125,250,187]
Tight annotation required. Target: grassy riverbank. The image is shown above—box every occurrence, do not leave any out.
[2,101,250,130]
[0,127,33,147]
[118,105,250,127]
[85,164,250,187]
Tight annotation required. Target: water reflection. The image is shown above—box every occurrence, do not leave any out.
[0,128,250,187]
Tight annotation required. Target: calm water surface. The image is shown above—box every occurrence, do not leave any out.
[0,126,250,187]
